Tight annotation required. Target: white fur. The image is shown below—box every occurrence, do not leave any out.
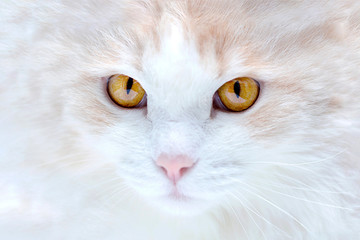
[0,0,360,239]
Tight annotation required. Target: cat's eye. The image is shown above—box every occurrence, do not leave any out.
[216,77,260,112]
[107,74,146,108]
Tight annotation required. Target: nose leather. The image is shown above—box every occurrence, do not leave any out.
[156,154,194,183]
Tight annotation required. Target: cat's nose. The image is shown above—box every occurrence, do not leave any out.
[156,154,194,183]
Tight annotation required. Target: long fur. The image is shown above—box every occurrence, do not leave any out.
[0,0,360,239]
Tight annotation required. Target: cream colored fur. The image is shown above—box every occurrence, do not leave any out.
[0,0,360,239]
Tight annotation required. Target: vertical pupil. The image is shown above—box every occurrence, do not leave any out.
[234,81,240,98]
[126,77,133,94]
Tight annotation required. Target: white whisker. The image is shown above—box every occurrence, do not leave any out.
[227,192,272,240]
[231,179,311,233]
[224,198,250,240]
[250,182,354,211]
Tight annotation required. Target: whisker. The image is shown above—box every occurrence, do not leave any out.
[239,150,345,166]
[227,193,268,240]
[231,179,311,233]
[249,182,354,211]
[268,173,359,199]
[232,192,293,239]
[224,198,250,240]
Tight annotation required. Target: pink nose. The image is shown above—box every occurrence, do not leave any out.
[156,154,194,183]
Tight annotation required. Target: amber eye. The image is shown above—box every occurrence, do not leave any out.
[217,77,260,112]
[107,74,146,108]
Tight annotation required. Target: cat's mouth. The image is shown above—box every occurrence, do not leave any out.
[168,188,190,201]
[154,189,218,216]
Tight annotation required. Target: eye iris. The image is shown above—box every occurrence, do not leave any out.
[217,77,259,112]
[107,75,145,108]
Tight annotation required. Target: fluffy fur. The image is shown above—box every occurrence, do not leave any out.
[0,0,360,239]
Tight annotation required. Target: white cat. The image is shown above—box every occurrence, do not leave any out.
[0,0,360,239]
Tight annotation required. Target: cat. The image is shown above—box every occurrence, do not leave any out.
[0,0,360,239]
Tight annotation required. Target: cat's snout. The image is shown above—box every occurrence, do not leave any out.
[155,154,194,184]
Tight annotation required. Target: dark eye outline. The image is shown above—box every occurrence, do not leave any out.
[213,78,260,112]
[106,75,147,109]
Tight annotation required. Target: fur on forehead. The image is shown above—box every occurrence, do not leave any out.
[26,0,358,80]
[113,0,360,72]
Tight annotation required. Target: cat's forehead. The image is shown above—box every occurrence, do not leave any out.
[141,21,217,119]
[117,0,350,80]
[121,1,254,78]
[120,3,253,93]
[141,20,218,90]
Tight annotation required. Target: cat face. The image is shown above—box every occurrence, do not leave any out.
[58,1,356,215]
[2,0,359,218]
